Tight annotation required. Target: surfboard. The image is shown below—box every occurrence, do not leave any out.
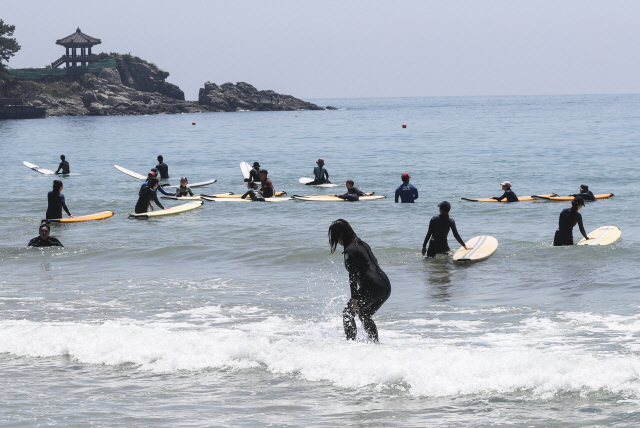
[241,162,251,180]
[577,226,621,246]
[163,179,217,189]
[462,194,557,202]
[161,196,203,200]
[129,201,204,218]
[48,211,114,223]
[291,195,386,202]
[203,197,292,202]
[532,194,614,202]
[299,177,339,188]
[293,192,375,198]
[114,165,146,180]
[452,236,498,262]
[201,191,287,198]
[23,161,55,175]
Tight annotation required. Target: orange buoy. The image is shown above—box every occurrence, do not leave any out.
[402,123,407,128]
[192,122,196,125]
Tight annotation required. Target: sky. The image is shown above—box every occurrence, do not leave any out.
[3,0,640,101]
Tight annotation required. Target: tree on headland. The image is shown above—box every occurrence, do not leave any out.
[0,19,21,93]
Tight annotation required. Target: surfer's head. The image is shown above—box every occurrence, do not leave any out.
[438,200,451,213]
[346,180,354,189]
[328,219,358,254]
[52,180,63,191]
[572,196,585,211]
[60,154,65,161]
[157,155,163,163]
[580,184,589,193]
[149,178,159,189]
[253,161,260,168]
[259,169,268,180]
[39,222,51,239]
[401,173,411,183]
[317,158,324,166]
[500,181,512,190]
[180,177,188,185]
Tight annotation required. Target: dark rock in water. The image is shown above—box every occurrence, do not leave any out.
[326,106,338,110]
[198,81,324,112]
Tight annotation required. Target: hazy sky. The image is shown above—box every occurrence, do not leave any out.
[3,0,640,100]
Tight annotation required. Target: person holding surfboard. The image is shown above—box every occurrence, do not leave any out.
[175,177,194,197]
[491,181,519,202]
[259,169,275,198]
[421,201,469,257]
[245,162,261,183]
[331,180,366,201]
[329,219,391,342]
[305,158,331,185]
[28,223,64,248]
[46,180,74,220]
[553,196,591,246]
[135,178,165,214]
[395,173,418,203]
[54,155,70,175]
[570,184,596,202]
[241,181,266,201]
[155,155,169,179]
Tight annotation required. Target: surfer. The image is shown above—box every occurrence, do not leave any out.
[491,181,519,202]
[135,178,165,213]
[395,173,418,203]
[553,196,591,246]
[155,155,169,179]
[259,169,275,198]
[421,201,469,257]
[570,184,596,202]
[305,158,331,185]
[245,162,261,183]
[175,177,194,197]
[241,181,266,201]
[331,180,366,201]
[140,170,173,196]
[329,219,391,342]
[28,223,63,247]
[54,154,70,175]
[46,180,74,220]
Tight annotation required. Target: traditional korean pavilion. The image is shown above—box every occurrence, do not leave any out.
[51,28,101,69]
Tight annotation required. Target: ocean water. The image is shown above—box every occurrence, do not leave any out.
[1,95,639,427]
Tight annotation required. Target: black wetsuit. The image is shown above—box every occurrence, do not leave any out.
[241,189,265,201]
[28,236,63,247]
[553,207,587,246]
[135,186,164,214]
[261,178,275,198]
[570,191,595,202]
[54,161,70,174]
[422,214,466,257]
[492,189,519,202]
[247,167,260,183]
[46,190,71,220]
[342,239,391,341]
[337,186,366,202]
[155,162,169,179]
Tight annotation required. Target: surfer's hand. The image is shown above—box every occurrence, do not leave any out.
[464,246,472,250]
[69,215,75,218]
[421,246,426,256]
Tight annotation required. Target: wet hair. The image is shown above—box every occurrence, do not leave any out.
[149,177,159,187]
[52,180,63,191]
[328,219,358,254]
[39,221,51,231]
[60,154,65,161]
[438,201,451,219]
[346,180,354,186]
[259,169,268,175]
[571,195,585,211]
[157,155,163,162]
[248,181,258,189]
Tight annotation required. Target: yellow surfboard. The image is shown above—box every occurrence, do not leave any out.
[453,236,498,262]
[577,226,621,246]
[49,211,114,223]
[532,194,614,202]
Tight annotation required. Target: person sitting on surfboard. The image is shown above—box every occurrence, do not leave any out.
[570,184,596,202]
[155,155,169,179]
[245,162,261,183]
[491,181,519,202]
[421,201,469,257]
[305,158,331,185]
[135,178,165,214]
[553,196,591,246]
[259,169,275,198]
[46,180,74,220]
[395,173,418,203]
[331,180,366,202]
[175,177,194,197]
[241,181,266,201]
[54,154,70,175]
[28,222,63,248]
[329,219,391,342]
[140,170,173,197]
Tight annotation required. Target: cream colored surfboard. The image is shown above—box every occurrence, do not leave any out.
[205,197,292,202]
[129,201,204,218]
[577,226,621,246]
[453,236,498,262]
[292,195,386,202]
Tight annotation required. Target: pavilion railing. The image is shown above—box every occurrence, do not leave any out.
[8,57,117,80]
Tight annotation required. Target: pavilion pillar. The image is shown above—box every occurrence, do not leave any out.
[72,47,77,67]
[81,47,86,67]
[65,47,69,68]
[88,46,92,63]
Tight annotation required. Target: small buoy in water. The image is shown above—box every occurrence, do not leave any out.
[402,123,407,128]
[192,122,196,125]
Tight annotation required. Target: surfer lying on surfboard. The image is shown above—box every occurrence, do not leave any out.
[553,196,591,246]
[569,184,596,201]
[421,201,470,257]
[330,180,366,201]
[241,181,266,201]
[305,158,331,185]
[491,181,519,202]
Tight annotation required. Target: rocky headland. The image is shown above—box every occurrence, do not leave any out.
[7,54,333,117]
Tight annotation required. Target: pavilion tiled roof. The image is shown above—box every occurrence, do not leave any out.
[56,28,101,47]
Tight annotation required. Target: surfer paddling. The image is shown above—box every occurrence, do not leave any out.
[491,181,519,202]
[329,219,391,342]
[553,196,591,246]
[331,180,366,201]
[570,184,596,202]
[305,158,331,185]
[421,201,470,257]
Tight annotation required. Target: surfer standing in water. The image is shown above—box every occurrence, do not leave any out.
[329,219,391,342]
[245,162,261,183]
[28,223,63,247]
[140,170,173,196]
[155,155,169,179]
[305,158,331,185]
[135,178,165,214]
[46,180,74,220]
[395,173,418,203]
[553,196,591,246]
[491,181,519,202]
[54,155,70,175]
[421,201,469,257]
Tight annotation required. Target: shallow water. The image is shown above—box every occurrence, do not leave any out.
[1,95,639,426]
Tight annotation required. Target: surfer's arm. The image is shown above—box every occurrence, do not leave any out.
[60,194,72,217]
[156,185,172,196]
[422,220,434,248]
[492,192,507,201]
[54,163,62,174]
[577,214,589,239]
[241,190,251,200]
[450,220,468,249]
[395,187,400,203]
[151,191,164,210]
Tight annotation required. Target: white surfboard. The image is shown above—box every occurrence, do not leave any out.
[161,196,203,200]
[241,162,251,180]
[299,177,339,188]
[23,161,55,175]
[291,195,386,202]
[163,179,217,189]
[129,201,204,218]
[114,165,146,180]
[577,226,621,246]
[453,236,498,263]
[204,197,291,202]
